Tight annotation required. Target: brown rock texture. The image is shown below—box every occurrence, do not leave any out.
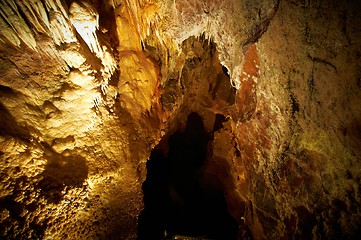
[0,0,360,239]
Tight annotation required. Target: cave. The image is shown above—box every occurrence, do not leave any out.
[138,112,238,239]
[1,0,361,239]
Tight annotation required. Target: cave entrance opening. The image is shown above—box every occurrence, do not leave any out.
[138,112,238,239]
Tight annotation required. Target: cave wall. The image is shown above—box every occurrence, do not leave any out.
[238,1,361,238]
[0,0,360,239]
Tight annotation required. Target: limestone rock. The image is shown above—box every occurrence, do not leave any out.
[0,0,360,239]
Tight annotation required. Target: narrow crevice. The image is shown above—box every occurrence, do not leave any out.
[213,114,227,132]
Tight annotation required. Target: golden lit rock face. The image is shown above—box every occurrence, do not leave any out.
[115,3,159,118]
[0,0,361,239]
[118,51,160,118]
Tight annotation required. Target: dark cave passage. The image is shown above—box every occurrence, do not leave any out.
[138,113,238,240]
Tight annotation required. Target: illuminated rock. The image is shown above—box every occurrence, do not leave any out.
[0,0,360,239]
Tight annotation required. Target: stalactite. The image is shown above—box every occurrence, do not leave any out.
[0,0,36,49]
[45,0,76,45]
[15,0,50,34]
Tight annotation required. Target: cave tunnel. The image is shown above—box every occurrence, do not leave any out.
[138,112,238,240]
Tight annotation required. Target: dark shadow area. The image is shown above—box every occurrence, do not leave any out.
[211,69,236,105]
[0,91,31,142]
[0,178,46,238]
[38,142,88,204]
[213,114,227,132]
[138,112,238,239]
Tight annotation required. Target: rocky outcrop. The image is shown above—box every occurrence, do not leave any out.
[0,0,360,239]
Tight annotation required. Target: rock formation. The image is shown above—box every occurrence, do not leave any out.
[0,0,360,239]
